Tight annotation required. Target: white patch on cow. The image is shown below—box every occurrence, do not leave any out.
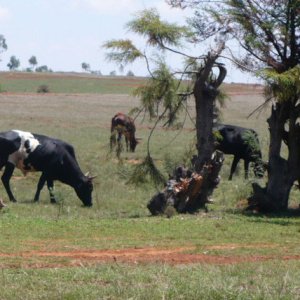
[8,130,40,174]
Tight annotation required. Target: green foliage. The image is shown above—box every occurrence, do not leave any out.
[36,65,52,72]
[213,130,223,144]
[0,34,7,53]
[28,55,38,69]
[37,84,50,93]
[262,66,300,102]
[103,39,143,66]
[7,55,20,70]
[127,8,189,48]
[241,129,261,162]
[126,70,135,77]
[127,155,166,187]
[132,62,183,125]
[81,62,90,72]
[223,0,300,72]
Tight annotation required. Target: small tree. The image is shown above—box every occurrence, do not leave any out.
[0,35,7,57]
[0,34,7,71]
[81,62,90,72]
[29,56,38,71]
[126,70,135,77]
[36,65,51,72]
[7,56,20,71]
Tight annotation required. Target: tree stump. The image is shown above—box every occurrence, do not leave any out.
[147,151,224,215]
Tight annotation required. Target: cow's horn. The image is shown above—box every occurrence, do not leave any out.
[88,175,97,180]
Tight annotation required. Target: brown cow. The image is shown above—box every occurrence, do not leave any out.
[110,113,139,152]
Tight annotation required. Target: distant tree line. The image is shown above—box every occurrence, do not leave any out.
[0,34,135,76]
[81,61,135,77]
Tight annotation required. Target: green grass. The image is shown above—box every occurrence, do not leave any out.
[0,73,299,299]
[0,71,146,94]
[1,262,299,300]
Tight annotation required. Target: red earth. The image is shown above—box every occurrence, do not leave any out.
[0,244,299,269]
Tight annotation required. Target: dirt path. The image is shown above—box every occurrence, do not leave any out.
[0,245,299,269]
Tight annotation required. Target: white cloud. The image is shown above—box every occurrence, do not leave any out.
[0,5,11,22]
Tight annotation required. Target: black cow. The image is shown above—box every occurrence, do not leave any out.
[110,112,139,152]
[0,130,94,206]
[214,124,265,180]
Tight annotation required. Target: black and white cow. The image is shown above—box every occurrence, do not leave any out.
[0,130,94,206]
[213,124,265,180]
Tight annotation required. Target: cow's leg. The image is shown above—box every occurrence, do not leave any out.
[229,156,240,180]
[244,160,250,179]
[116,132,123,155]
[47,179,56,204]
[110,131,116,151]
[34,173,47,202]
[125,136,129,151]
[1,162,17,202]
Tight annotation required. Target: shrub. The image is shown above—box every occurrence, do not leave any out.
[37,84,50,93]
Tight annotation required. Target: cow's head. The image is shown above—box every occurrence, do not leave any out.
[129,138,138,152]
[130,137,142,152]
[75,174,95,206]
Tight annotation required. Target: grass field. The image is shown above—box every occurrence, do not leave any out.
[0,72,299,299]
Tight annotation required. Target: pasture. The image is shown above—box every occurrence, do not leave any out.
[0,72,299,299]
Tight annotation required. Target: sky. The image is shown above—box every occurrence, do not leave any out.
[0,0,259,83]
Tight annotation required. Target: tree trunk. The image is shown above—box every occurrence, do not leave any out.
[147,151,224,215]
[189,50,226,208]
[193,56,219,172]
[147,51,227,215]
[250,100,300,211]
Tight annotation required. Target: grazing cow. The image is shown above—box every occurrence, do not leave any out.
[0,130,94,206]
[110,112,139,152]
[213,124,265,180]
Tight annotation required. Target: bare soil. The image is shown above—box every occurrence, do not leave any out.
[0,244,299,269]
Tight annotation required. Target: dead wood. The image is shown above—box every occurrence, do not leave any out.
[147,151,224,215]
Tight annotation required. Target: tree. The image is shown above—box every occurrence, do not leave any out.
[168,0,300,212]
[29,56,38,71]
[35,65,52,72]
[81,62,90,72]
[7,56,20,71]
[126,70,135,77]
[0,35,7,56]
[0,35,7,72]
[104,8,228,211]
